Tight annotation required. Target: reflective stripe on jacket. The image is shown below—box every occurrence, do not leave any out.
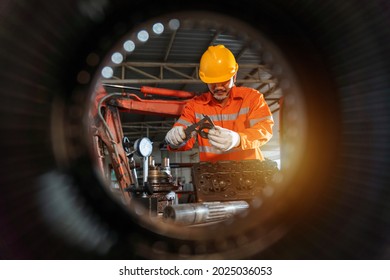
[169,86,274,162]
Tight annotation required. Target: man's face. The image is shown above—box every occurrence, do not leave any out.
[207,77,235,101]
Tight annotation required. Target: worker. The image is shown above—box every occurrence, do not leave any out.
[165,45,274,162]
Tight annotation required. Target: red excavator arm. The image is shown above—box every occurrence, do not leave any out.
[90,85,194,202]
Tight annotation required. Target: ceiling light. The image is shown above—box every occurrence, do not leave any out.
[123,40,135,52]
[101,66,113,78]
[152,23,164,35]
[111,52,123,64]
[137,30,149,42]
[168,19,180,30]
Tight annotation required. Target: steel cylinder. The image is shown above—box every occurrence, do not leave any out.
[163,200,249,225]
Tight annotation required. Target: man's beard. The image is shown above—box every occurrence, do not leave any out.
[212,89,229,100]
[213,94,227,100]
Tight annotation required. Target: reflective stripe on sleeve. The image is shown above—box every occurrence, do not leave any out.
[249,115,273,127]
[177,118,193,127]
[195,107,250,122]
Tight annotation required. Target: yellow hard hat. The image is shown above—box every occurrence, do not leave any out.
[199,45,239,84]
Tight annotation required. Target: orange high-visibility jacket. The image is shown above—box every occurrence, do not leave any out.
[169,86,274,162]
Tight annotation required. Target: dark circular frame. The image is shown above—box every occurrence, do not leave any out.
[0,0,389,260]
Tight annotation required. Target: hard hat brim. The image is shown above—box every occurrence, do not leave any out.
[199,64,238,84]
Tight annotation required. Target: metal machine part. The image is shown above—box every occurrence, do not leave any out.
[163,200,249,225]
[146,156,176,213]
[192,159,279,202]
[184,114,215,139]
[147,156,174,192]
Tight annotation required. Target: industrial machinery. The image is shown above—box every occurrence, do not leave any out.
[90,84,189,212]
[90,84,279,225]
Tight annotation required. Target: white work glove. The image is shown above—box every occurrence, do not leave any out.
[165,126,186,147]
[208,126,240,151]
